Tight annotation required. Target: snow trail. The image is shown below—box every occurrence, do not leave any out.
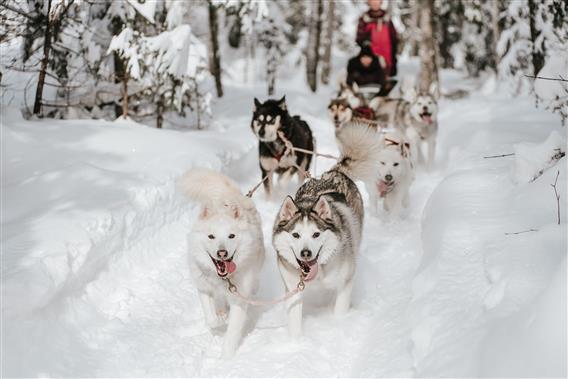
[2,71,566,377]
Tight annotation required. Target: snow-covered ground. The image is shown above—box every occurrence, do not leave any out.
[2,67,566,377]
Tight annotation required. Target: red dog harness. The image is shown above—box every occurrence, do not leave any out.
[354,106,376,121]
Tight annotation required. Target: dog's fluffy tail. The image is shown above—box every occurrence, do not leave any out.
[334,122,382,182]
[177,168,253,211]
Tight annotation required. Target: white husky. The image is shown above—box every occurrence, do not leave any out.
[178,168,265,357]
[367,131,415,217]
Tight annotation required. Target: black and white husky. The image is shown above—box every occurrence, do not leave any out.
[272,123,381,337]
[179,168,265,357]
[251,96,314,196]
[371,83,439,167]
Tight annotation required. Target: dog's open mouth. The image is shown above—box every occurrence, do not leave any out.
[377,180,395,197]
[296,255,319,281]
[210,256,237,277]
[420,112,433,124]
[334,120,342,129]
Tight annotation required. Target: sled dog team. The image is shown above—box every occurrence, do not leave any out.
[179,83,439,357]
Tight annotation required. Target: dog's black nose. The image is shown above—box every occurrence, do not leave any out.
[258,126,265,137]
[300,249,312,259]
[385,174,393,182]
[217,249,228,259]
[422,106,428,111]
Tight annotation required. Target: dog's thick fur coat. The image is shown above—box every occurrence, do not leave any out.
[251,97,314,195]
[179,168,265,357]
[272,123,381,337]
[367,132,415,217]
[370,84,439,167]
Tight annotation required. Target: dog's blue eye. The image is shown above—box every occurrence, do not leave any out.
[208,234,215,239]
[312,232,320,238]
[292,232,300,239]
[228,234,235,239]
[393,162,399,167]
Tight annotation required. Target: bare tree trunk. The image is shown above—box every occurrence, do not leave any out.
[490,0,501,71]
[208,0,223,97]
[156,95,164,128]
[320,0,335,85]
[195,81,202,129]
[418,0,440,97]
[306,0,323,92]
[33,0,53,115]
[267,61,276,96]
[409,0,420,57]
[122,71,128,118]
[527,0,545,77]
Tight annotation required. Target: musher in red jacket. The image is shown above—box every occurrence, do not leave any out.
[356,0,398,80]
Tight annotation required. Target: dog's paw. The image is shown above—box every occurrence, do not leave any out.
[206,315,225,330]
[334,303,351,316]
[221,341,238,359]
[288,324,303,338]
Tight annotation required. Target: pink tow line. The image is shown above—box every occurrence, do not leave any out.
[221,273,309,306]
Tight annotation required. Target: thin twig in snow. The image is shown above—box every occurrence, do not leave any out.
[524,75,568,83]
[483,153,515,159]
[504,228,539,236]
[550,170,561,225]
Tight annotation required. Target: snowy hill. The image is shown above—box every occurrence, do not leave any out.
[2,68,565,376]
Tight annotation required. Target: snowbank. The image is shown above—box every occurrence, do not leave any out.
[1,105,254,376]
[409,92,567,377]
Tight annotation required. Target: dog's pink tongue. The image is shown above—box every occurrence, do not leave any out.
[304,261,319,281]
[226,261,237,274]
[423,114,433,124]
[377,181,389,197]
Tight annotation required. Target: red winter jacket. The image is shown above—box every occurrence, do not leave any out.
[356,9,398,77]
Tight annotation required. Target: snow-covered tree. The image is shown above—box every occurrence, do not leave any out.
[256,3,288,95]
[498,0,567,124]
[533,0,568,125]
[108,13,211,128]
[497,1,533,93]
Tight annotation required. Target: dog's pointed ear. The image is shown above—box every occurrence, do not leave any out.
[277,196,297,224]
[231,205,241,219]
[352,82,360,93]
[199,207,210,220]
[253,98,261,112]
[313,196,332,220]
[429,82,438,97]
[369,96,381,110]
[402,142,411,158]
[407,87,417,101]
[278,96,287,111]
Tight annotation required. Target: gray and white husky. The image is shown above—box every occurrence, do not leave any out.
[179,168,265,357]
[272,123,381,337]
[370,83,439,167]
